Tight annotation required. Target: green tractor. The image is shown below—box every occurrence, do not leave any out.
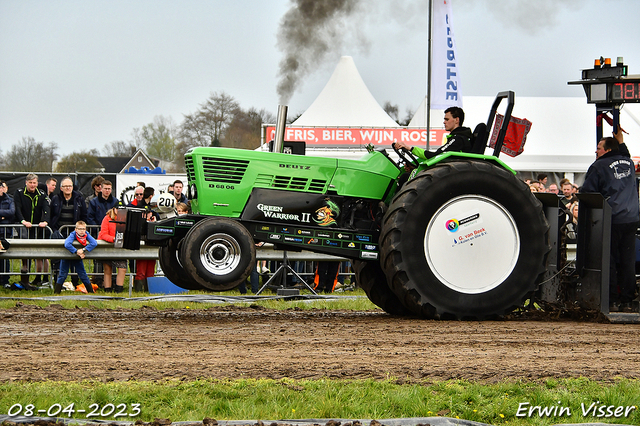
[142,91,550,319]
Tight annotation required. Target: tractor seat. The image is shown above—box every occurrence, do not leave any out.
[470,123,488,154]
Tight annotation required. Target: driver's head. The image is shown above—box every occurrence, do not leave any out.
[444,107,464,132]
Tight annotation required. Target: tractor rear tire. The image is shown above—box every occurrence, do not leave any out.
[353,260,412,316]
[158,239,204,291]
[380,160,549,319]
[180,217,256,291]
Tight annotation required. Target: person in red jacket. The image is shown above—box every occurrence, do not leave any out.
[98,207,126,293]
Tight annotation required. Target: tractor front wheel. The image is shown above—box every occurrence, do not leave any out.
[180,217,256,291]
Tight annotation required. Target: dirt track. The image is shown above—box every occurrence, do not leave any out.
[1,303,640,383]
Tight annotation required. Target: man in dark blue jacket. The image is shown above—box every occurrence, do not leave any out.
[50,177,89,286]
[50,177,88,233]
[582,131,640,312]
[87,180,119,226]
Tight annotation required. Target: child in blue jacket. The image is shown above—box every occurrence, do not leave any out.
[54,221,98,294]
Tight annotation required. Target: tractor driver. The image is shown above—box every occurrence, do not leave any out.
[396,106,473,159]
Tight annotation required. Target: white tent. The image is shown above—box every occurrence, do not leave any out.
[292,56,399,128]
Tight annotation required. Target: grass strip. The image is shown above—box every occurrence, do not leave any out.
[0,378,638,425]
[0,288,377,311]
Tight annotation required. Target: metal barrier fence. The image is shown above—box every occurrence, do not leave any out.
[0,224,53,240]
[0,235,354,292]
[0,224,105,288]
[0,224,102,239]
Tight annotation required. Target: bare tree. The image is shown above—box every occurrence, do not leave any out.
[178,91,240,149]
[175,92,241,170]
[132,115,177,162]
[103,140,138,157]
[55,149,103,173]
[225,107,276,150]
[5,137,58,172]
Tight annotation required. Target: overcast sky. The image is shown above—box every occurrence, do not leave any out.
[1,0,639,156]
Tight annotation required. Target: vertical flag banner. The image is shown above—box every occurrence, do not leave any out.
[431,0,463,109]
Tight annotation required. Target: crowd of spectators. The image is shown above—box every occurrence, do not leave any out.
[526,173,582,242]
[0,175,189,293]
[525,173,579,205]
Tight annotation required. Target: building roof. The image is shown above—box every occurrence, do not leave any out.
[97,149,158,173]
[96,157,129,174]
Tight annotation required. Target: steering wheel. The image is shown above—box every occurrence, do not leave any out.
[392,143,420,169]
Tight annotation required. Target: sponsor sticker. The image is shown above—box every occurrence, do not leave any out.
[284,236,304,243]
[361,251,378,259]
[154,227,175,235]
[451,227,488,247]
[445,211,481,233]
[176,219,194,227]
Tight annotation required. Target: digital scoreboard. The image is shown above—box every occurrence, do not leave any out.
[584,79,640,104]
[610,80,640,102]
[568,58,640,104]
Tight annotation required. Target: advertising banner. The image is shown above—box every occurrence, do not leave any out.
[265,126,449,148]
[431,0,463,110]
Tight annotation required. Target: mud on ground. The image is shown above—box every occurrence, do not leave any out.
[1,303,640,383]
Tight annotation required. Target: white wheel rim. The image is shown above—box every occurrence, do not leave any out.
[424,195,520,294]
[200,232,242,276]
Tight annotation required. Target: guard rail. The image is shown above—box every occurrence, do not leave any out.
[0,240,347,261]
